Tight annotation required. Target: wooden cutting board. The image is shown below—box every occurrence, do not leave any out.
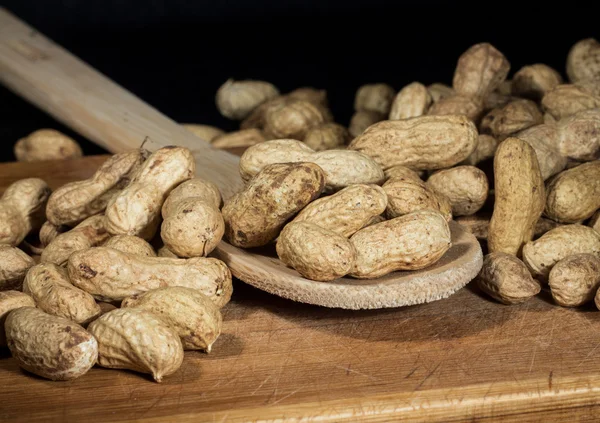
[2,156,600,422]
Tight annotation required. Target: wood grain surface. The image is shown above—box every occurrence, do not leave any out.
[2,157,600,422]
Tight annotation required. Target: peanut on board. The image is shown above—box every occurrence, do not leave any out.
[354,83,396,115]
[290,184,388,238]
[348,110,386,138]
[0,245,35,291]
[264,99,326,140]
[41,215,109,267]
[488,137,545,256]
[514,124,567,180]
[182,124,225,142]
[542,84,600,120]
[383,177,452,221]
[13,129,82,162]
[216,78,280,120]
[46,149,147,227]
[162,178,222,216]
[426,165,489,216]
[161,198,225,257]
[566,38,600,84]
[349,210,451,279]
[556,108,600,161]
[223,162,325,248]
[39,221,67,247]
[0,291,35,347]
[477,252,541,305]
[24,263,101,325]
[389,82,432,120]
[105,146,195,240]
[427,95,484,122]
[349,114,478,171]
[6,307,98,381]
[549,254,600,307]
[522,224,600,281]
[122,286,222,352]
[303,123,351,151]
[104,235,157,257]
[68,247,232,306]
[512,64,563,101]
[211,128,266,149]
[87,308,183,383]
[461,134,498,166]
[427,83,455,103]
[384,165,424,182]
[483,99,543,140]
[0,178,50,246]
[276,222,356,281]
[239,139,385,191]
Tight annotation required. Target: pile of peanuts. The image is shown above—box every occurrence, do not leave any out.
[2,38,599,383]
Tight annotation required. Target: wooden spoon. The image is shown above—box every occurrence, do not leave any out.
[0,8,483,309]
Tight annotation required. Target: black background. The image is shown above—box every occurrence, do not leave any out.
[1,0,599,162]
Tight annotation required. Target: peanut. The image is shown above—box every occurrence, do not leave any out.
[549,254,600,307]
[426,165,489,216]
[211,128,266,149]
[348,110,386,137]
[461,134,498,166]
[427,95,484,121]
[157,245,179,258]
[121,287,222,352]
[161,178,222,216]
[512,64,563,101]
[68,247,232,306]
[5,307,97,381]
[39,221,67,247]
[484,99,543,140]
[544,161,600,223]
[23,263,101,325]
[488,137,545,256]
[556,108,600,161]
[476,252,541,305]
[182,124,225,142]
[216,79,279,120]
[104,235,156,257]
[383,177,452,221]
[223,162,325,248]
[287,87,328,107]
[349,210,451,279]
[0,178,50,246]
[354,83,396,115]
[303,123,351,151]
[542,84,600,120]
[514,124,567,180]
[457,215,562,241]
[384,165,424,182]
[427,83,455,103]
[0,245,35,291]
[105,146,195,240]
[522,224,600,280]
[349,115,478,170]
[389,82,432,120]
[264,100,325,139]
[590,211,600,232]
[87,308,183,382]
[0,291,35,346]
[566,38,600,84]
[14,129,82,162]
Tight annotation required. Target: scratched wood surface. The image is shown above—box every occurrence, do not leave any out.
[1,156,600,422]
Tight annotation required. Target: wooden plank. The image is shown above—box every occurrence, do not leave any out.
[2,157,600,422]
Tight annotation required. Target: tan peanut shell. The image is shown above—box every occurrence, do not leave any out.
[461,134,498,165]
[14,129,82,162]
[240,96,289,131]
[354,83,396,114]
[0,246,35,291]
[0,178,50,246]
[426,165,489,216]
[211,128,266,149]
[41,215,109,266]
[216,79,279,120]
[157,245,179,258]
[87,308,183,382]
[287,87,328,107]
[182,124,225,142]
[476,252,541,305]
[162,178,222,216]
[349,210,451,279]
[349,114,478,170]
[161,198,224,257]
[23,263,101,325]
[348,110,386,137]
[104,235,156,257]
[105,146,195,240]
[383,177,452,221]
[590,211,600,232]
[542,84,600,120]
[544,161,600,223]
[484,90,515,110]
[427,95,484,121]
[556,108,600,161]
[121,287,222,352]
[549,254,600,307]
[263,100,325,140]
[0,291,35,346]
[276,222,356,281]
[303,123,350,151]
[6,307,97,381]
[512,64,563,101]
[522,224,600,280]
[497,80,513,96]
[452,42,510,100]
[514,124,567,180]
[68,247,232,306]
[39,221,67,247]
[486,99,543,140]
[457,215,562,241]
[566,38,600,84]
[97,301,117,316]
[488,137,546,256]
[239,139,384,191]
[46,149,148,226]
[223,162,325,248]
[363,215,386,228]
[384,165,424,182]
[389,82,432,120]
[291,184,388,238]
[427,83,455,103]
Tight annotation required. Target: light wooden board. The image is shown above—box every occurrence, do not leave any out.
[2,157,600,422]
